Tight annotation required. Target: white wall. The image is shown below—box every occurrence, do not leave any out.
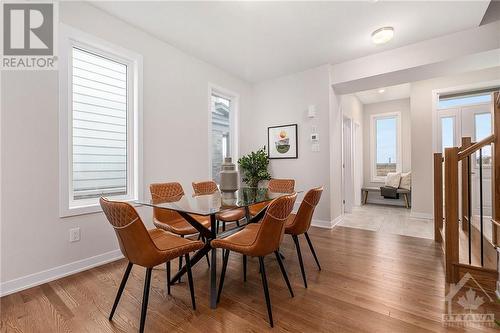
[363,98,411,188]
[0,2,252,293]
[410,66,500,218]
[340,95,363,206]
[240,65,332,223]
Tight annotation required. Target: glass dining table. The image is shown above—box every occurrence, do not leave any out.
[136,187,296,309]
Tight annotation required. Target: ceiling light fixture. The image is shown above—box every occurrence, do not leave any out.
[371,27,394,45]
[378,88,386,93]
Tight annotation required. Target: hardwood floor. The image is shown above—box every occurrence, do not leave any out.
[1,226,498,332]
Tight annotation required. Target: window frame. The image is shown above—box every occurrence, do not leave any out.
[473,111,493,169]
[437,107,461,154]
[59,24,143,217]
[370,111,402,183]
[208,84,239,181]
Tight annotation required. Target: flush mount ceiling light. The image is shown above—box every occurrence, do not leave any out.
[371,27,394,45]
[378,88,386,93]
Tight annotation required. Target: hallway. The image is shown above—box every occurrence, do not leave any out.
[338,204,434,239]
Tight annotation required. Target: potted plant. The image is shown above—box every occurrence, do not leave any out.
[237,147,271,188]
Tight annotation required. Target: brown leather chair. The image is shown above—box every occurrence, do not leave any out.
[192,180,246,231]
[212,193,297,327]
[150,182,211,280]
[100,198,203,333]
[285,187,323,288]
[248,178,295,216]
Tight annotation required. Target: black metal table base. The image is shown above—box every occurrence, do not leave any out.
[170,206,267,309]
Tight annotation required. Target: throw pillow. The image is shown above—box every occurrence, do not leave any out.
[385,172,401,188]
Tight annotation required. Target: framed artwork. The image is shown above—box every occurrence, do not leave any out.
[267,124,298,159]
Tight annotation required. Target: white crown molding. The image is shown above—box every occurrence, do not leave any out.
[0,250,123,297]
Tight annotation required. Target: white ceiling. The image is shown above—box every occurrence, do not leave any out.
[355,83,411,105]
[91,1,490,83]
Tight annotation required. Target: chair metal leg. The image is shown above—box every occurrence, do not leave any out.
[139,268,152,333]
[304,232,321,271]
[292,235,307,288]
[222,221,226,231]
[201,235,210,267]
[166,261,171,295]
[109,262,133,320]
[236,220,240,227]
[178,235,184,283]
[274,251,294,297]
[243,255,247,282]
[217,250,230,303]
[185,254,196,310]
[258,256,273,327]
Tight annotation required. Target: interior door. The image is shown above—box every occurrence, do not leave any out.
[343,117,353,213]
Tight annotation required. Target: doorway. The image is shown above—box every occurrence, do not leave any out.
[437,97,493,217]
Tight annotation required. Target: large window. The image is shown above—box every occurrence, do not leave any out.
[371,113,401,181]
[210,92,233,183]
[59,26,142,216]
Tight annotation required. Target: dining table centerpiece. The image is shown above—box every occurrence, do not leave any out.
[237,147,271,189]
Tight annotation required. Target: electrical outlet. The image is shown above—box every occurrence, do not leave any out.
[69,227,81,242]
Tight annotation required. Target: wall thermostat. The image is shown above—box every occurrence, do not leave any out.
[310,133,319,142]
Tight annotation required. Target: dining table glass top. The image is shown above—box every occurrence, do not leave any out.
[136,187,298,216]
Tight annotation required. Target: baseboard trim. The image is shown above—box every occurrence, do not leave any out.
[311,215,343,229]
[331,215,343,227]
[0,249,123,297]
[410,211,433,220]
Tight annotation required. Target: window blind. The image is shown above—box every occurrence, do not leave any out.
[72,47,128,200]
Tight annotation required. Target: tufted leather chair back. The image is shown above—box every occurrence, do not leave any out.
[287,187,323,235]
[192,181,218,195]
[100,197,161,267]
[268,179,295,193]
[149,182,185,225]
[252,193,297,256]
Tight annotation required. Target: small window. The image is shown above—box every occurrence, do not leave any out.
[210,92,233,183]
[441,117,455,152]
[475,113,492,166]
[59,26,142,216]
[438,93,491,109]
[371,113,401,181]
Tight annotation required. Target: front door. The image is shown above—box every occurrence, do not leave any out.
[437,101,493,217]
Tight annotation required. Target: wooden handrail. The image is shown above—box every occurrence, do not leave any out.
[458,134,495,160]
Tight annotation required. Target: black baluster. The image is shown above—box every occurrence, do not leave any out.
[479,148,484,267]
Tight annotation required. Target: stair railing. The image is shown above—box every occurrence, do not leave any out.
[434,91,499,284]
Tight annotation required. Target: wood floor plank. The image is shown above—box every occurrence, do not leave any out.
[2,225,499,332]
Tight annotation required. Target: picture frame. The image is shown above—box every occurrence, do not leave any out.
[267,124,298,159]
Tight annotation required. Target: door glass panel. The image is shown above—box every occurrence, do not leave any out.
[475,113,492,166]
[441,117,454,152]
